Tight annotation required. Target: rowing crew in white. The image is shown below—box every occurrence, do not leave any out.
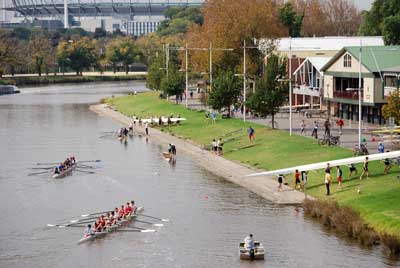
[83,201,137,237]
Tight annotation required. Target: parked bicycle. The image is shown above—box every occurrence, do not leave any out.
[318,135,340,146]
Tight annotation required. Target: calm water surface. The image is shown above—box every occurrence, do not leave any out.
[0,81,398,268]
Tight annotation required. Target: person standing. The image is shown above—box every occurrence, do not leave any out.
[300,119,306,135]
[336,166,343,189]
[325,172,332,195]
[360,157,369,180]
[311,121,318,139]
[324,119,331,137]
[212,111,217,124]
[144,122,149,136]
[378,143,385,153]
[325,163,331,174]
[247,126,255,143]
[278,174,284,192]
[205,112,210,125]
[294,169,301,189]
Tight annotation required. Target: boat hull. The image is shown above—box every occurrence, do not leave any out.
[52,164,76,179]
[239,242,265,260]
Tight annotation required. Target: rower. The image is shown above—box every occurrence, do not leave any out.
[54,167,60,175]
[99,215,106,231]
[130,201,137,214]
[125,202,132,215]
[119,205,126,218]
[84,224,95,237]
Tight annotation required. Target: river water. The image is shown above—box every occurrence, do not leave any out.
[0,81,398,268]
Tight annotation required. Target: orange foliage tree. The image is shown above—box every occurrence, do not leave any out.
[184,0,285,76]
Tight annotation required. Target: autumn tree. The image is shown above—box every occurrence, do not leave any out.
[185,0,284,76]
[105,37,140,74]
[0,30,19,77]
[208,70,241,115]
[247,54,287,129]
[382,90,400,125]
[28,34,51,76]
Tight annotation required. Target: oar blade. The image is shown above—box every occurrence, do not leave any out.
[153,223,164,227]
[141,229,156,233]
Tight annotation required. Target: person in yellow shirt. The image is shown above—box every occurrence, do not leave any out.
[325,173,332,195]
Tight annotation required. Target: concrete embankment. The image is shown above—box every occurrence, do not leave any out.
[90,103,307,205]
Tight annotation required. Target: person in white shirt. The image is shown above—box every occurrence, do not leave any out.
[244,234,255,249]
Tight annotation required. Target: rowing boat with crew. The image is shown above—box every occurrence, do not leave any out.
[53,163,76,179]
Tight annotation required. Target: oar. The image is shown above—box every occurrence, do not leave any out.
[77,160,102,164]
[47,223,87,228]
[81,210,112,218]
[28,171,51,176]
[133,219,164,227]
[76,164,95,169]
[37,162,60,165]
[30,167,54,170]
[115,229,156,233]
[139,214,170,222]
[76,169,96,174]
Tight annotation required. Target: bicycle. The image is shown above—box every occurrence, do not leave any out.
[318,135,340,146]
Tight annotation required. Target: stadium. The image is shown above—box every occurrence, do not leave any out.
[2,0,204,35]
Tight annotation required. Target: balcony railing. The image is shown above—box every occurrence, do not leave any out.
[333,90,361,100]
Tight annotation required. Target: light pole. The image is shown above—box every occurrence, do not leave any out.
[243,39,246,122]
[358,40,362,149]
[289,37,293,136]
[185,43,188,108]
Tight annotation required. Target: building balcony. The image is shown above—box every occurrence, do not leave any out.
[332,90,361,100]
[293,85,321,97]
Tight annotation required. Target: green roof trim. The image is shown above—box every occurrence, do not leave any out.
[321,46,400,73]
[324,71,374,78]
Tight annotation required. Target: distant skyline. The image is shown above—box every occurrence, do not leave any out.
[1,0,376,23]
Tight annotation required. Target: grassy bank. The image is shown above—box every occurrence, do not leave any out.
[2,74,146,86]
[106,91,400,238]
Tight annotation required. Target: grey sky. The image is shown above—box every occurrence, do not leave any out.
[352,0,374,10]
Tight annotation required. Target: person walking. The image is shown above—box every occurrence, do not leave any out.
[348,163,358,179]
[360,157,369,180]
[336,166,343,189]
[311,121,318,139]
[247,126,255,143]
[383,151,391,174]
[378,143,385,153]
[300,119,306,135]
[144,122,149,136]
[325,172,332,195]
[336,118,344,135]
[205,112,210,125]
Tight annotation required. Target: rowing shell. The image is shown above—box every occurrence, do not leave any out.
[52,164,76,179]
[77,207,144,244]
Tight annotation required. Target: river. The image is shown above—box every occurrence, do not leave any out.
[0,81,398,268]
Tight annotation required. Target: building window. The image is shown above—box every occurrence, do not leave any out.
[344,54,352,68]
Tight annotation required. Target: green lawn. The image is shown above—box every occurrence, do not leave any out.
[107,91,400,237]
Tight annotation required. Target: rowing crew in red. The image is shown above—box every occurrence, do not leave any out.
[85,201,137,236]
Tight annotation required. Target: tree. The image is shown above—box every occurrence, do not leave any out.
[278,2,304,37]
[208,70,241,115]
[382,90,400,125]
[157,7,203,37]
[359,0,400,44]
[147,54,165,90]
[56,37,98,75]
[0,30,18,77]
[28,34,51,77]
[247,54,287,129]
[94,27,107,39]
[160,69,184,103]
[105,37,140,74]
[323,0,361,36]
[382,14,400,45]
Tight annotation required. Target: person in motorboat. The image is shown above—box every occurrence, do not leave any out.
[84,224,95,237]
[244,234,255,250]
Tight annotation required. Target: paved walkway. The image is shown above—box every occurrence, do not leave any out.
[174,93,388,153]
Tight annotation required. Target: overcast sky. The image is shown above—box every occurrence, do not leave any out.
[353,0,373,10]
